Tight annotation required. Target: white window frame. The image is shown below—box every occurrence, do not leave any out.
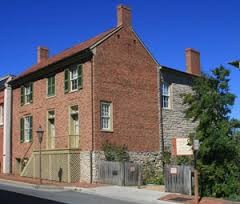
[100,102,112,131]
[0,105,3,126]
[24,116,31,142]
[70,68,78,92]
[69,105,79,136]
[25,85,31,104]
[161,82,171,109]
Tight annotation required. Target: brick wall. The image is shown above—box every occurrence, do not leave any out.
[93,27,160,152]
[11,61,93,174]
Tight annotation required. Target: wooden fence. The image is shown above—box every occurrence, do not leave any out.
[96,161,140,186]
[164,165,192,195]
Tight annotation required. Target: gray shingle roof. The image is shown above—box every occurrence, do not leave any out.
[0,75,14,90]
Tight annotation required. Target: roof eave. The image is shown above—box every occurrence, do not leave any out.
[160,65,199,78]
[90,26,123,49]
[10,48,93,88]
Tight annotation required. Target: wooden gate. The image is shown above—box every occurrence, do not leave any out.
[97,161,140,186]
[164,165,192,195]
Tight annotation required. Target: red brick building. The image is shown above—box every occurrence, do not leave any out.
[10,5,160,182]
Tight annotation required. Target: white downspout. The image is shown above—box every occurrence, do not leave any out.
[3,78,12,174]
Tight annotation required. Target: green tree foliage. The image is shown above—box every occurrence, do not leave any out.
[102,140,129,162]
[143,161,164,185]
[183,66,240,199]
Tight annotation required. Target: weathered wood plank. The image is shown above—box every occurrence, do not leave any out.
[164,165,192,195]
[97,161,140,186]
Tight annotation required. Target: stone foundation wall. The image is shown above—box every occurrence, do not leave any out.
[92,151,162,182]
[128,152,162,170]
[79,151,91,183]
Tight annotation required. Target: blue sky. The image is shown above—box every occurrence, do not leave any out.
[0,0,239,118]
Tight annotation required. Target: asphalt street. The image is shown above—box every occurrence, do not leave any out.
[0,182,138,204]
[0,189,64,204]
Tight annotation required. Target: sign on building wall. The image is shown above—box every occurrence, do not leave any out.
[172,137,193,156]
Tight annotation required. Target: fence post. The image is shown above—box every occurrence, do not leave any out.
[121,161,125,186]
[138,164,142,189]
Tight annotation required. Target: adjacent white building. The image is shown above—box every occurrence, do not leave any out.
[0,75,13,174]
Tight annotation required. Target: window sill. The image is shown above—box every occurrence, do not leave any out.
[66,88,83,94]
[46,95,56,99]
[20,141,32,144]
[70,89,78,93]
[101,129,113,133]
[162,107,172,110]
[65,89,78,95]
[22,102,32,106]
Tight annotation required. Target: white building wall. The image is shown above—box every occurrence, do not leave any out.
[3,77,12,173]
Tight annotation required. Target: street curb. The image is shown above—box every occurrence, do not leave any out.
[0,178,65,190]
[0,178,35,187]
[34,185,64,190]
[0,178,97,192]
[63,186,83,191]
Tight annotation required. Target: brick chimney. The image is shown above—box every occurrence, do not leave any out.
[185,48,201,76]
[117,5,132,27]
[37,46,49,63]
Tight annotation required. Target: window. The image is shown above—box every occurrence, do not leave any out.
[64,64,82,93]
[47,76,55,97]
[70,68,78,91]
[0,105,3,126]
[161,82,170,109]
[101,102,112,131]
[47,110,55,149]
[21,83,33,105]
[20,116,33,143]
[25,85,31,103]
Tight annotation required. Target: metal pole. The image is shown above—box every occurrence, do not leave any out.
[194,151,199,204]
[40,142,42,184]
[194,169,199,204]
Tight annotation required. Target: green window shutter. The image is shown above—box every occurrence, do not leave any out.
[20,86,24,106]
[77,64,83,89]
[52,76,55,95]
[20,118,24,143]
[64,69,70,93]
[29,82,33,103]
[47,77,51,96]
[29,116,33,142]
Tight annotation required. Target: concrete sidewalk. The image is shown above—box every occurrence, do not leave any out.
[80,186,178,204]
